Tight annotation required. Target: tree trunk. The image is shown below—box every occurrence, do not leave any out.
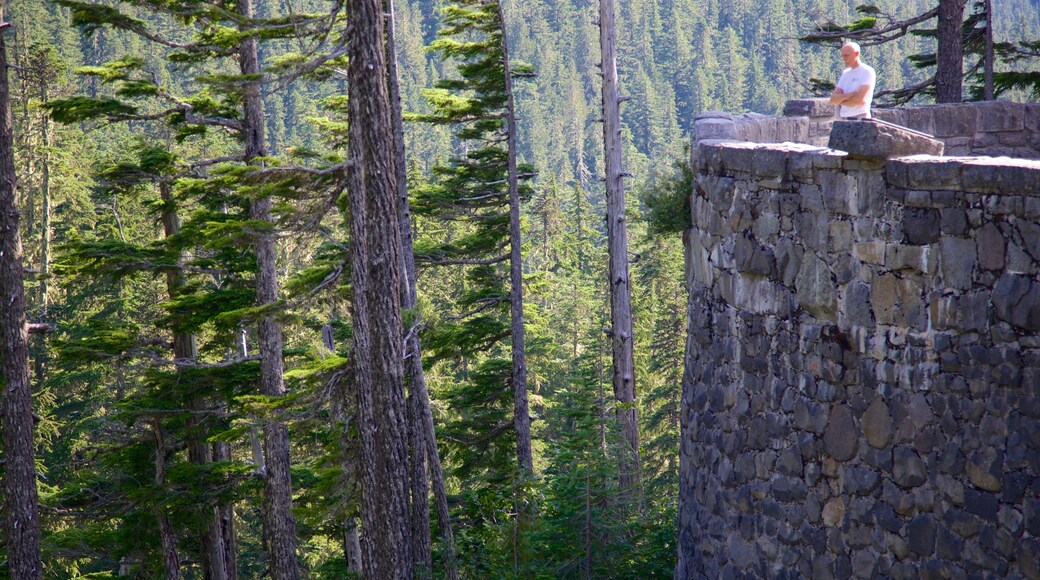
[347,0,414,575]
[0,11,42,579]
[384,0,459,576]
[39,85,50,313]
[159,181,231,580]
[238,0,299,576]
[214,439,238,580]
[153,421,182,580]
[936,0,965,103]
[598,0,642,501]
[344,519,363,574]
[984,0,993,100]
[496,0,534,476]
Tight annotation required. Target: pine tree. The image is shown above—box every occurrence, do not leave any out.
[346,0,415,574]
[410,0,536,482]
[0,4,43,576]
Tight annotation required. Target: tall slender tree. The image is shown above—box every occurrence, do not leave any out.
[598,0,642,501]
[236,0,300,575]
[346,0,414,574]
[498,0,533,476]
[384,0,459,576]
[411,0,536,479]
[0,6,43,577]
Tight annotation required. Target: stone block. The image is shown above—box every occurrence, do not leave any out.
[966,448,1003,492]
[977,223,1006,271]
[719,142,758,174]
[829,220,853,252]
[961,157,1040,194]
[904,106,937,135]
[1026,103,1040,131]
[752,146,789,179]
[696,117,738,141]
[893,446,928,488]
[828,120,944,161]
[887,244,933,274]
[824,405,858,461]
[1017,218,1040,263]
[931,290,991,332]
[853,169,887,215]
[940,236,978,290]
[843,280,875,329]
[964,488,999,521]
[872,108,907,127]
[901,207,941,245]
[942,136,973,156]
[797,252,837,321]
[776,238,804,287]
[822,498,845,527]
[907,514,937,556]
[993,273,1040,331]
[735,236,777,278]
[688,232,715,287]
[940,208,969,236]
[932,104,977,137]
[854,241,885,265]
[774,117,811,143]
[784,98,837,118]
[976,100,1025,133]
[820,170,854,215]
[886,155,963,190]
[862,396,893,448]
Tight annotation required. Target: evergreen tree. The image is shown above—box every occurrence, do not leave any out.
[0,4,44,575]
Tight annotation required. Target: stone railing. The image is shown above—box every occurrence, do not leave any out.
[676,139,1040,578]
[693,99,1040,158]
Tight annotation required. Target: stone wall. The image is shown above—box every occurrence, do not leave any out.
[694,100,1040,159]
[676,140,1040,578]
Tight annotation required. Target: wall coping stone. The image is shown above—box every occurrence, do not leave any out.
[828,119,945,160]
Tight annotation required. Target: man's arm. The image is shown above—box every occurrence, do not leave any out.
[838,83,872,106]
[828,87,846,105]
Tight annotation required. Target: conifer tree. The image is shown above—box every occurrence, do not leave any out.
[385,0,459,575]
[598,0,642,502]
[411,0,536,481]
[46,0,351,574]
[0,5,43,576]
[345,0,414,573]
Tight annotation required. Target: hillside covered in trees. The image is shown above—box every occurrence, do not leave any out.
[0,0,1037,577]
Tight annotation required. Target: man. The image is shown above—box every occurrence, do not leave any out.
[829,42,876,119]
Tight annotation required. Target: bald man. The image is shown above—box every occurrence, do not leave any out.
[829,42,876,119]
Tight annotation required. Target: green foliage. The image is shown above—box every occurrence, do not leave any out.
[640,154,694,236]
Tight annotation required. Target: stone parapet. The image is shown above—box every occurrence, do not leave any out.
[678,139,1040,578]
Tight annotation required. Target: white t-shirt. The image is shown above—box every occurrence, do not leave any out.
[836,64,876,118]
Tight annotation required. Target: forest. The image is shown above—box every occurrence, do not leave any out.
[0,0,1037,577]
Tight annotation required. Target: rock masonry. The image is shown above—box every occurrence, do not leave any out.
[677,100,1040,579]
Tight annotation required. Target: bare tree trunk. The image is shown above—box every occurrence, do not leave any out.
[936,0,965,103]
[496,0,534,476]
[344,519,363,573]
[597,0,642,502]
[0,10,41,577]
[238,1,299,576]
[322,325,364,576]
[153,421,182,580]
[384,0,459,576]
[984,0,993,100]
[214,439,238,580]
[347,0,414,575]
[39,87,50,313]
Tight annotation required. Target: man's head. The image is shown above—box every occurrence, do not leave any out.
[840,42,862,68]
